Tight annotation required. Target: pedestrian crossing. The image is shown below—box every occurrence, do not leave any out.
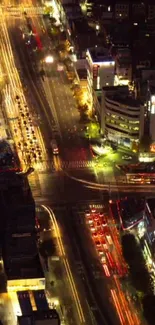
[37,160,95,172]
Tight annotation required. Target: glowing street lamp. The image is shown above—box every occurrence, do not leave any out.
[96,24,100,31]
[44,55,54,63]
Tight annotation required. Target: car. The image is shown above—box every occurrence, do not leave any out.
[94,221,101,229]
[94,216,99,222]
[122,155,132,160]
[85,210,90,217]
[92,232,98,239]
[87,218,93,224]
[97,247,104,256]
[100,216,107,226]
[90,225,96,232]
[98,230,105,237]
[106,234,113,245]
[100,255,106,263]
[95,240,101,248]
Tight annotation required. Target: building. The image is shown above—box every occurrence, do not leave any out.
[17,290,60,322]
[115,1,129,20]
[86,47,115,91]
[62,2,83,20]
[117,197,146,230]
[18,309,60,325]
[76,66,93,109]
[68,19,99,58]
[101,86,144,147]
[114,47,132,85]
[148,2,155,20]
[3,233,44,292]
[0,169,45,292]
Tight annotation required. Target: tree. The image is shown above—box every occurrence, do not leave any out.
[78,104,89,112]
[142,294,155,325]
[43,6,54,16]
[63,57,72,68]
[51,25,61,36]
[139,134,151,152]
[79,111,90,123]
[86,121,100,139]
[49,16,57,25]
[74,87,88,106]
[121,234,153,294]
[131,141,139,152]
[39,239,56,259]
[56,43,67,52]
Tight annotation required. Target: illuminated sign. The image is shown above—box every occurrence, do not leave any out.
[150,144,155,152]
[93,64,99,78]
[151,95,155,114]
[7,278,45,292]
[93,61,115,66]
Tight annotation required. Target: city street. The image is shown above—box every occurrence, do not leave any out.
[0,2,151,325]
[36,205,89,325]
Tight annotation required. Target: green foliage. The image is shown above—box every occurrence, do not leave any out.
[56,42,67,53]
[86,121,100,139]
[142,294,155,325]
[49,16,57,25]
[79,112,90,124]
[121,234,153,294]
[139,134,151,152]
[39,239,56,258]
[43,6,54,16]
[51,25,60,36]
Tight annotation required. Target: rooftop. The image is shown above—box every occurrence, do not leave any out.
[88,47,114,63]
[69,19,100,54]
[77,68,87,79]
[119,198,146,230]
[18,310,60,325]
[107,94,141,108]
[6,205,35,232]
[3,233,37,257]
[103,86,142,107]
[3,253,44,280]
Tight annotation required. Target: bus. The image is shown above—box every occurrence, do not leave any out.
[51,139,59,155]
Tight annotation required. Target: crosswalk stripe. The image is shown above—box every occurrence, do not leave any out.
[36,160,95,172]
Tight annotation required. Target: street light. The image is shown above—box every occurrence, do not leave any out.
[96,24,100,31]
[44,55,54,63]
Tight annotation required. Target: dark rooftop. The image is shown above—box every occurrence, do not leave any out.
[77,68,87,79]
[6,205,35,232]
[107,94,141,108]
[69,19,100,55]
[4,253,44,280]
[103,86,141,107]
[88,47,114,63]
[18,310,60,325]
[3,233,37,257]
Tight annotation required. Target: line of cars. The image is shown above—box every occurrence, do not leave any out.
[85,209,127,278]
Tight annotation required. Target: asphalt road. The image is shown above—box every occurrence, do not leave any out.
[7,14,88,151]
[56,206,121,325]
[3,8,148,325]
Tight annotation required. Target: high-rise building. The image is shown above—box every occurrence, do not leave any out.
[18,309,60,325]
[86,47,115,91]
[101,86,144,147]
[0,170,45,295]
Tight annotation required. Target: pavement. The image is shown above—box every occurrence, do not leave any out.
[40,205,92,325]
[56,205,120,325]
[0,4,149,325]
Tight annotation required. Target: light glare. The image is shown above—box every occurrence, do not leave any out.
[44,55,54,63]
